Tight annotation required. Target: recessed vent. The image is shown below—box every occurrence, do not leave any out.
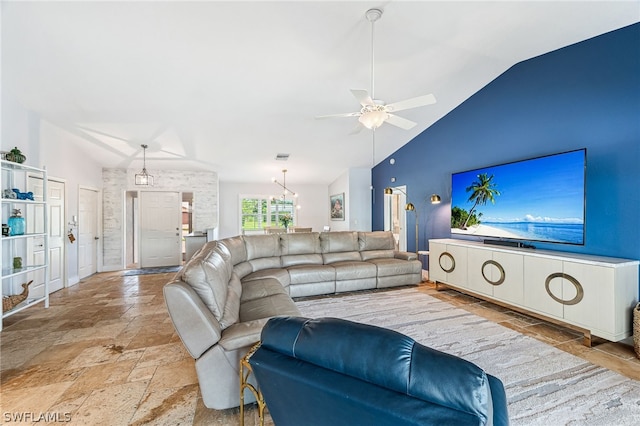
[275,153,290,161]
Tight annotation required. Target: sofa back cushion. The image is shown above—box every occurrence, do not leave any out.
[181,242,232,322]
[358,231,395,251]
[358,232,395,260]
[320,231,359,253]
[244,234,282,272]
[218,236,247,266]
[219,273,242,329]
[244,234,281,259]
[280,233,323,267]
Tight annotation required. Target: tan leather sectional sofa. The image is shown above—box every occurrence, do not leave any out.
[163,231,422,410]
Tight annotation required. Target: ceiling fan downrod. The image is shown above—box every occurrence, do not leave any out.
[366,8,383,100]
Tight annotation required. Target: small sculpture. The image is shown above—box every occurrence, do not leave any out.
[12,189,34,201]
[3,189,16,199]
[2,280,33,311]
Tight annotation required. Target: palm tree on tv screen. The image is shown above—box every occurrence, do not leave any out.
[461,173,500,229]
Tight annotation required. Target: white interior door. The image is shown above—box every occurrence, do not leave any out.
[139,191,181,268]
[28,176,64,294]
[78,188,98,279]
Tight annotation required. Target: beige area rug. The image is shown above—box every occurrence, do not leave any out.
[295,287,640,426]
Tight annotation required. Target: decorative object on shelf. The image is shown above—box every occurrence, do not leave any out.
[12,188,34,200]
[2,280,33,312]
[13,257,22,269]
[634,303,640,359]
[3,189,17,199]
[8,209,25,236]
[2,224,9,236]
[135,144,154,186]
[330,193,345,221]
[5,147,26,164]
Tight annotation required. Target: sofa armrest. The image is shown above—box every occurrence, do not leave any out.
[394,251,418,261]
[219,318,270,351]
[164,281,222,359]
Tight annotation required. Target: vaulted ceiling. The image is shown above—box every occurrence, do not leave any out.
[3,1,638,184]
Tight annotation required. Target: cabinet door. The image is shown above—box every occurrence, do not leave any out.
[467,247,494,296]
[492,251,524,305]
[524,256,564,318]
[446,244,468,288]
[428,242,447,283]
[562,261,615,334]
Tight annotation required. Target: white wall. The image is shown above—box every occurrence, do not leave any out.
[1,100,104,286]
[102,168,218,271]
[219,182,328,239]
[328,168,372,232]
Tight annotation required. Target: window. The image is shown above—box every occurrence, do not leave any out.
[240,196,295,233]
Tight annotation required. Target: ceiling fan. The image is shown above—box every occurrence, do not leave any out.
[316,8,436,132]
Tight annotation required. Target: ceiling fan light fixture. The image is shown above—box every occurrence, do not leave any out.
[359,110,389,129]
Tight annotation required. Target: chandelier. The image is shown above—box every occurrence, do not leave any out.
[135,144,154,186]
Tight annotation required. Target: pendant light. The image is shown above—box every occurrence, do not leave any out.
[135,144,154,186]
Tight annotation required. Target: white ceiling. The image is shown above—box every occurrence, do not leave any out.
[3,1,638,185]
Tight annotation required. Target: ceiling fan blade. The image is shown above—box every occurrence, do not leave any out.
[350,89,375,106]
[315,112,361,119]
[386,114,417,130]
[385,94,436,113]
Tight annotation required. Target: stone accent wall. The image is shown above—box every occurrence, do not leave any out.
[102,168,218,270]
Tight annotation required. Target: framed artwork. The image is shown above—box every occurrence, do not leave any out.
[330,193,345,221]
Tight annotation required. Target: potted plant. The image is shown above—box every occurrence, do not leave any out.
[279,213,292,230]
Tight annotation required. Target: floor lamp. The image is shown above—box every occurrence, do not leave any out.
[384,187,441,254]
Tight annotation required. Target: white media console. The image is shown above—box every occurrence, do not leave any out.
[428,239,639,346]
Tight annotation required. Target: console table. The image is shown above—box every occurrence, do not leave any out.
[429,239,639,346]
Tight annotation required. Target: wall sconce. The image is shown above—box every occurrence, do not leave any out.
[430,194,441,204]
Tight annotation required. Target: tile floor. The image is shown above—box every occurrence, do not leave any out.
[1,271,639,425]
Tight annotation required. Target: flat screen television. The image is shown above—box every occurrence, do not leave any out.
[450,149,586,245]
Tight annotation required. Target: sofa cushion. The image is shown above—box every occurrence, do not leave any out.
[320,231,359,253]
[358,231,395,251]
[181,242,232,321]
[332,261,377,281]
[287,264,336,285]
[242,268,290,289]
[244,234,281,259]
[240,293,301,323]
[367,258,422,277]
[280,233,321,255]
[322,251,361,264]
[281,253,324,268]
[360,249,395,261]
[218,236,247,266]
[241,278,288,302]
[219,273,242,329]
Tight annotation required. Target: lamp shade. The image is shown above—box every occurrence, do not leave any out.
[384,187,393,195]
[359,110,389,129]
[405,202,415,211]
[430,194,441,204]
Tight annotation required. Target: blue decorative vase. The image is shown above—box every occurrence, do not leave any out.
[8,209,25,236]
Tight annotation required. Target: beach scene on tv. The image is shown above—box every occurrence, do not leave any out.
[451,150,585,245]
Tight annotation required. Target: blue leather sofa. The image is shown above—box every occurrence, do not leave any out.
[249,316,509,426]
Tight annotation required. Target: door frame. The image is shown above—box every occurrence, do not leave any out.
[28,174,67,293]
[383,185,408,252]
[78,185,102,280]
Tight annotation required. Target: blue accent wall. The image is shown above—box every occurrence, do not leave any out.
[372,23,640,262]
